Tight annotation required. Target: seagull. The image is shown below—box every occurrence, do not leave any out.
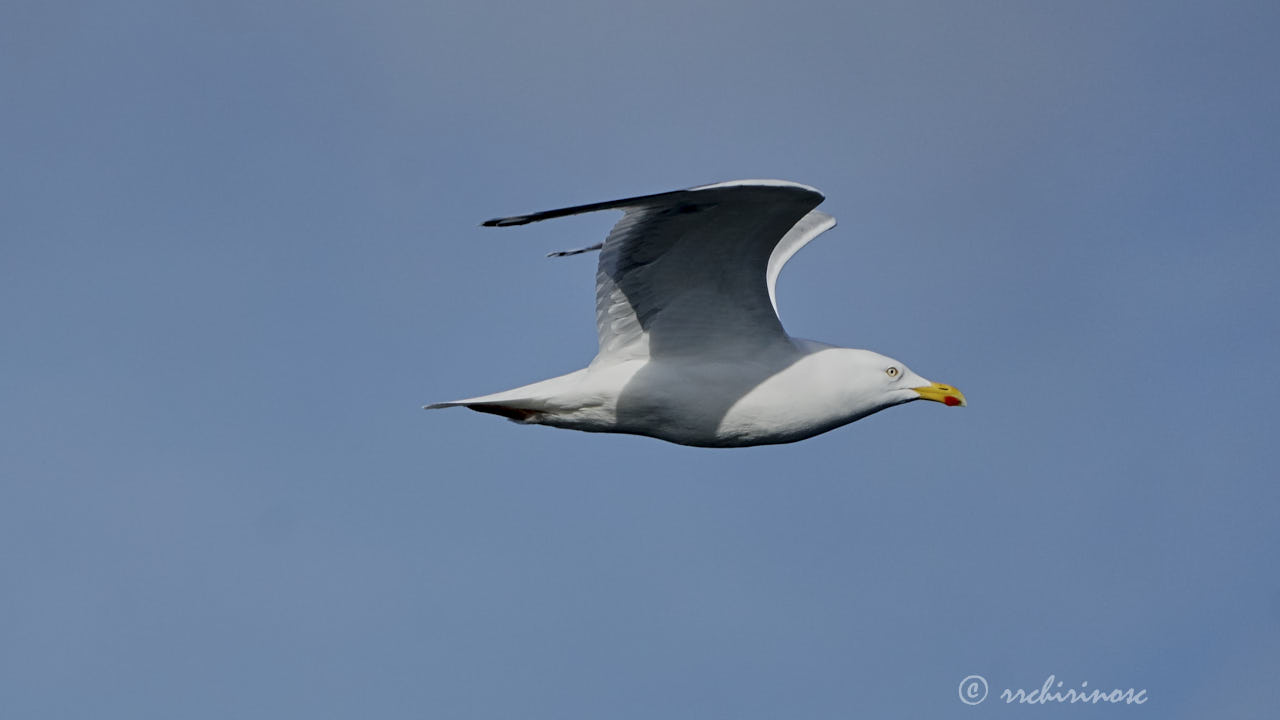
[427,179,965,447]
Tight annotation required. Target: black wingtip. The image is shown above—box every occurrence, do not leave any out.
[482,216,531,227]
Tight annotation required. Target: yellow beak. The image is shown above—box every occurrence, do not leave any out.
[912,382,967,407]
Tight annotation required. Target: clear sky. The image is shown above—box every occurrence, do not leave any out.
[3,1,1278,718]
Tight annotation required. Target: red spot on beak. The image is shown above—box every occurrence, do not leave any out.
[944,395,962,407]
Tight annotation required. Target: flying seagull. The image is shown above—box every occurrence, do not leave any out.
[426,180,965,447]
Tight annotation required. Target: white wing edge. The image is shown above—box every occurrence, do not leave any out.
[690,178,823,194]
[766,210,837,316]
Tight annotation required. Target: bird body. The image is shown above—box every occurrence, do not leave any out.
[428,180,965,447]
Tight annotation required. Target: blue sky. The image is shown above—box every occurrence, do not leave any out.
[3,1,1278,717]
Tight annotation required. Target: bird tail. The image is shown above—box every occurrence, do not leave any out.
[424,397,546,422]
[424,370,588,423]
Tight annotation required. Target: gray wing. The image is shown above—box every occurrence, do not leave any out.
[484,179,830,362]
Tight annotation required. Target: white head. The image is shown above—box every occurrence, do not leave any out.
[822,347,966,422]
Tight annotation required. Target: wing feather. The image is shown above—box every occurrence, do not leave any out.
[766,210,836,315]
[484,180,829,362]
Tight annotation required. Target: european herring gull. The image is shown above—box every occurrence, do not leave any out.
[427,180,965,447]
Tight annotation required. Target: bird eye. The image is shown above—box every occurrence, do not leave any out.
[885,366,900,378]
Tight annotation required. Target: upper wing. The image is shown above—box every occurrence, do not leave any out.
[483,180,830,361]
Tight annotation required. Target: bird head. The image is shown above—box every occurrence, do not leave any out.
[835,349,967,416]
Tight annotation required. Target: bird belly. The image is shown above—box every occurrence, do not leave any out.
[604,355,846,447]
